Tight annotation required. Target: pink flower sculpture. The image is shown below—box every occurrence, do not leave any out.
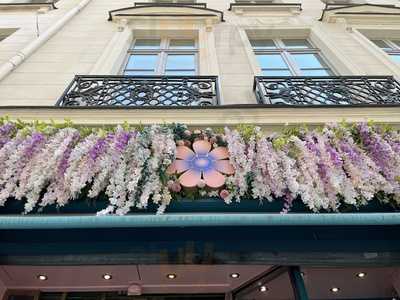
[167,140,235,188]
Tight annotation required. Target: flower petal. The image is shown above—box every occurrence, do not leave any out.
[193,140,211,155]
[166,161,177,174]
[174,160,190,173]
[203,169,226,188]
[214,160,235,175]
[209,147,229,160]
[176,146,195,160]
[179,169,201,187]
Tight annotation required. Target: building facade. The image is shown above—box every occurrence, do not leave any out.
[0,0,400,299]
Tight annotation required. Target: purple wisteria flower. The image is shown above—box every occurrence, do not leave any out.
[0,121,397,214]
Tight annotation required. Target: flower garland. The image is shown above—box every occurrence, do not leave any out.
[0,118,399,214]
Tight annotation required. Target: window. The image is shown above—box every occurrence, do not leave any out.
[249,38,333,76]
[123,38,197,75]
[371,39,400,64]
[0,29,17,42]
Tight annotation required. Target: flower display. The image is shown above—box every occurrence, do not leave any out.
[0,118,398,215]
[167,140,234,188]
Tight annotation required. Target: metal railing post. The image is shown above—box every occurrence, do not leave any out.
[289,266,309,300]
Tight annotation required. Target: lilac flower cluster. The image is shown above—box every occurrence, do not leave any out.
[226,123,399,212]
[0,121,398,214]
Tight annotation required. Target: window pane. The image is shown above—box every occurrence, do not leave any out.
[166,54,195,70]
[391,40,400,48]
[250,39,277,49]
[371,39,392,50]
[125,54,158,70]
[291,53,325,69]
[301,69,331,76]
[390,54,400,64]
[133,39,161,49]
[256,54,288,69]
[164,70,196,75]
[124,70,155,75]
[262,69,292,76]
[169,39,196,49]
[282,39,312,49]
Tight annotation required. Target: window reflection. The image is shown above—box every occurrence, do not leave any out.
[249,37,333,76]
[371,39,400,65]
[123,38,198,75]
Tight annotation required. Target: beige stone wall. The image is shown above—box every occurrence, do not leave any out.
[0,0,399,107]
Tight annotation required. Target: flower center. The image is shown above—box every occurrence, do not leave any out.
[191,154,213,171]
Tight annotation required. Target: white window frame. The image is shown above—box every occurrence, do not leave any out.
[371,39,400,57]
[122,37,198,75]
[250,38,334,76]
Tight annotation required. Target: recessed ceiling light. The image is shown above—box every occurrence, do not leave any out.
[102,274,112,280]
[166,273,177,279]
[230,273,240,279]
[330,287,340,293]
[356,272,366,278]
[259,286,268,292]
[37,274,48,281]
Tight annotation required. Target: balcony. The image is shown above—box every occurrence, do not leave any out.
[56,75,220,107]
[254,76,400,105]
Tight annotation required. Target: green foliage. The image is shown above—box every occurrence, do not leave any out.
[272,136,288,150]
[282,124,307,137]
[236,124,257,141]
[0,117,395,149]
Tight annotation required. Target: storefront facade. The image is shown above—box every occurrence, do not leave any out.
[0,0,400,298]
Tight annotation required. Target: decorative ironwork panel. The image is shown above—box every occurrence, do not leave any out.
[254,76,400,105]
[57,75,220,107]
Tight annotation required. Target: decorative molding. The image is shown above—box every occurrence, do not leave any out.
[320,4,400,25]
[238,27,262,76]
[107,5,224,23]
[229,2,302,16]
[351,27,400,78]
[310,24,362,75]
[0,2,57,10]
[89,22,132,75]
[1,106,400,129]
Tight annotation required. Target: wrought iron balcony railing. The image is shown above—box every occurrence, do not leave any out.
[56,75,220,107]
[254,76,400,106]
